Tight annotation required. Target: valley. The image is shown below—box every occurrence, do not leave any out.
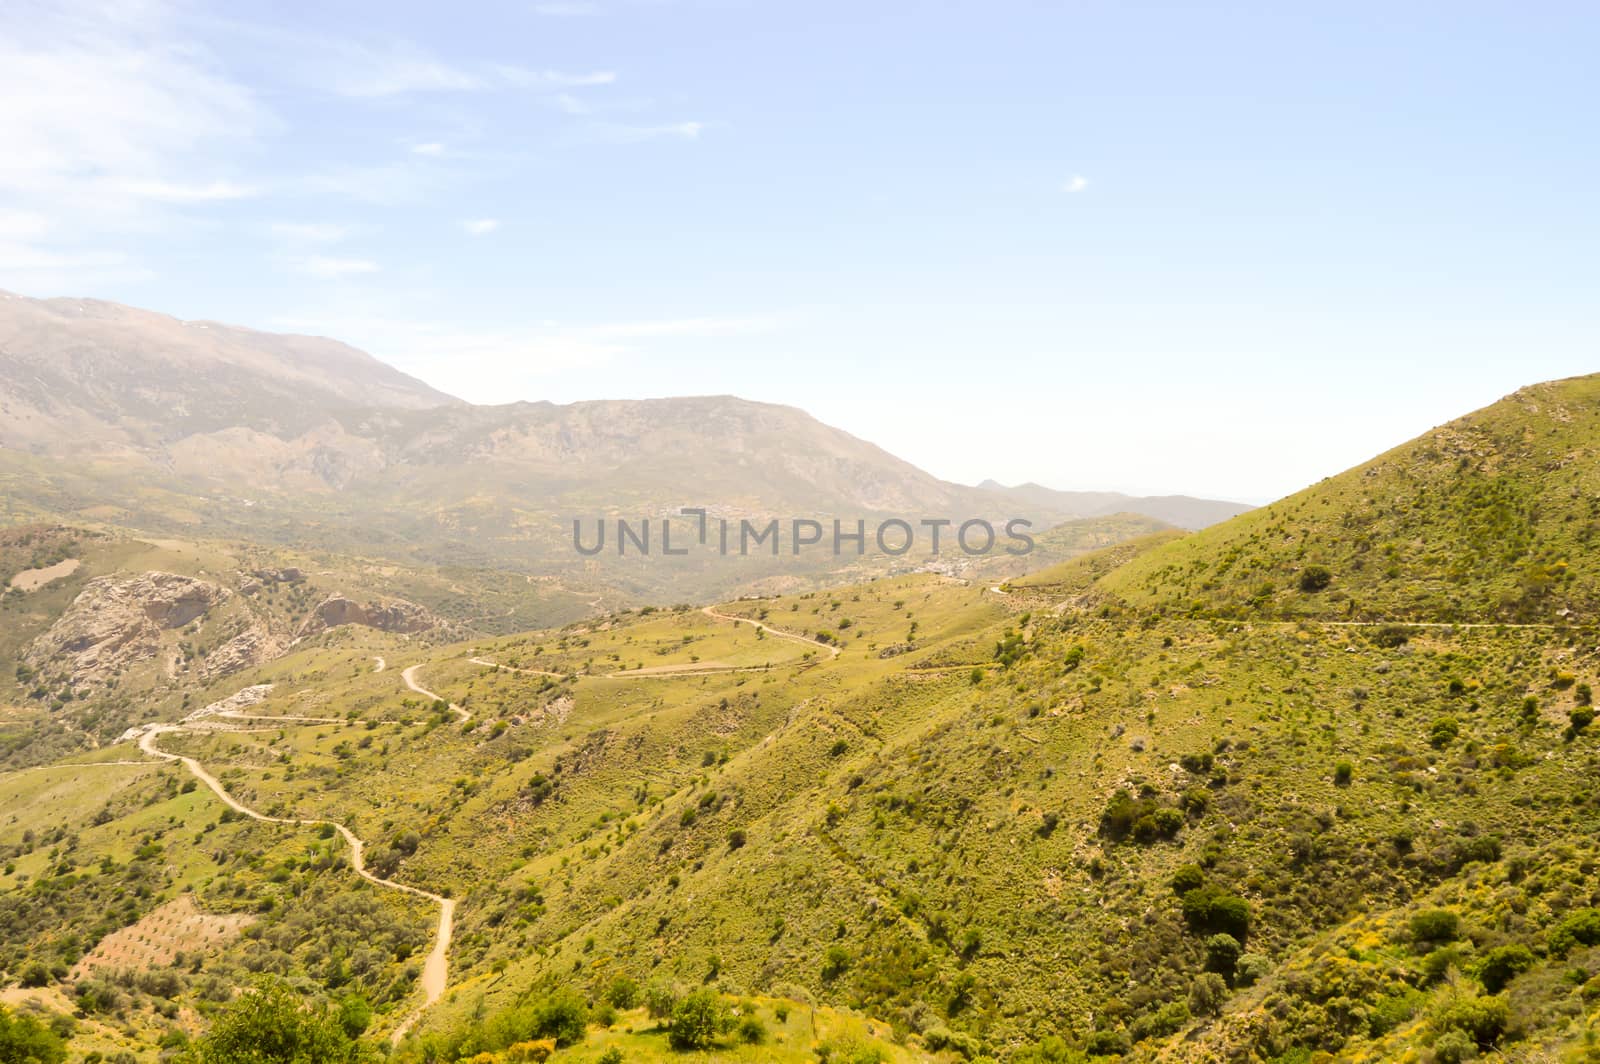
[4,325,1600,1064]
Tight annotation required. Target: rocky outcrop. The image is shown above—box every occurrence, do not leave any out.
[26,572,230,687]
[298,594,436,637]
[202,625,287,681]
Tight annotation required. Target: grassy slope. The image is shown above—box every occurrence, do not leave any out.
[1100,376,1600,623]
[9,377,1600,1061]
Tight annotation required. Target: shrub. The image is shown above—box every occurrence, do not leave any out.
[1475,945,1535,993]
[822,944,852,981]
[1084,1029,1130,1056]
[736,1015,766,1044]
[1188,973,1228,1017]
[1129,999,1189,1040]
[1430,718,1460,749]
[1410,909,1462,944]
[191,978,358,1064]
[1430,995,1508,1048]
[1548,908,1600,958]
[598,1049,624,1064]
[1234,953,1272,988]
[606,975,640,1010]
[0,1005,67,1064]
[1570,707,1596,732]
[1421,947,1464,985]
[1204,933,1242,976]
[668,989,726,1050]
[1431,1028,1478,1064]
[1297,565,1332,592]
[532,987,590,1048]
[644,980,681,1021]
[1333,760,1354,786]
[1181,885,1250,940]
[1170,864,1206,895]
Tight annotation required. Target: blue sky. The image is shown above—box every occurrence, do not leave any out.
[1,1,1595,502]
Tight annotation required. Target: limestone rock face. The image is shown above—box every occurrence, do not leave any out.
[299,594,435,637]
[202,625,287,681]
[26,572,230,686]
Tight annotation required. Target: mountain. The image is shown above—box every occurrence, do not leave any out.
[0,292,1240,606]
[977,479,1254,529]
[0,289,457,456]
[7,373,1600,1064]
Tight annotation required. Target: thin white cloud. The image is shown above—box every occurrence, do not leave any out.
[462,218,501,236]
[1064,175,1089,193]
[588,121,705,144]
[295,256,380,279]
[271,222,349,243]
[494,66,616,89]
[411,141,445,156]
[118,179,260,203]
[0,1,270,289]
[325,42,615,98]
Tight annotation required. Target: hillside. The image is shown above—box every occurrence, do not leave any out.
[1097,375,1600,624]
[5,375,1600,1064]
[978,481,1254,531]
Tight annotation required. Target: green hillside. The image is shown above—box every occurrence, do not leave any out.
[4,376,1600,1064]
[1099,376,1600,624]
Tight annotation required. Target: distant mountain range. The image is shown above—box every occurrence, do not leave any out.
[976,480,1252,530]
[0,290,1249,600]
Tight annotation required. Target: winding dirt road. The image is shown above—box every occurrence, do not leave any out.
[468,606,840,681]
[401,664,471,723]
[134,701,455,1044]
[701,604,842,658]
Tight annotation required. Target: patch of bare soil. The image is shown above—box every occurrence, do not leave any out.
[71,893,251,976]
[8,557,79,591]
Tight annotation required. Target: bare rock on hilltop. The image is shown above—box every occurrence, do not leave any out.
[26,572,230,686]
[299,594,436,637]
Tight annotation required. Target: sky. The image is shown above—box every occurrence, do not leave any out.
[1,0,1596,503]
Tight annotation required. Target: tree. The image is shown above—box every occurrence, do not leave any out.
[1188,973,1228,1017]
[1204,933,1242,976]
[605,975,640,1010]
[668,990,726,1051]
[531,987,589,1048]
[192,979,366,1064]
[0,1006,67,1064]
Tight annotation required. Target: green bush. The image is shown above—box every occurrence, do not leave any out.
[1475,944,1536,993]
[1297,566,1332,592]
[1234,953,1272,988]
[668,989,726,1051]
[532,987,590,1048]
[605,975,640,1010]
[736,1015,766,1044]
[1204,933,1242,975]
[191,978,364,1064]
[1549,908,1600,958]
[1430,995,1508,1048]
[0,1005,67,1064]
[644,980,681,1021]
[1409,909,1461,944]
[1187,972,1228,1017]
[1181,885,1250,940]
[598,1049,624,1064]
[1170,864,1206,895]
